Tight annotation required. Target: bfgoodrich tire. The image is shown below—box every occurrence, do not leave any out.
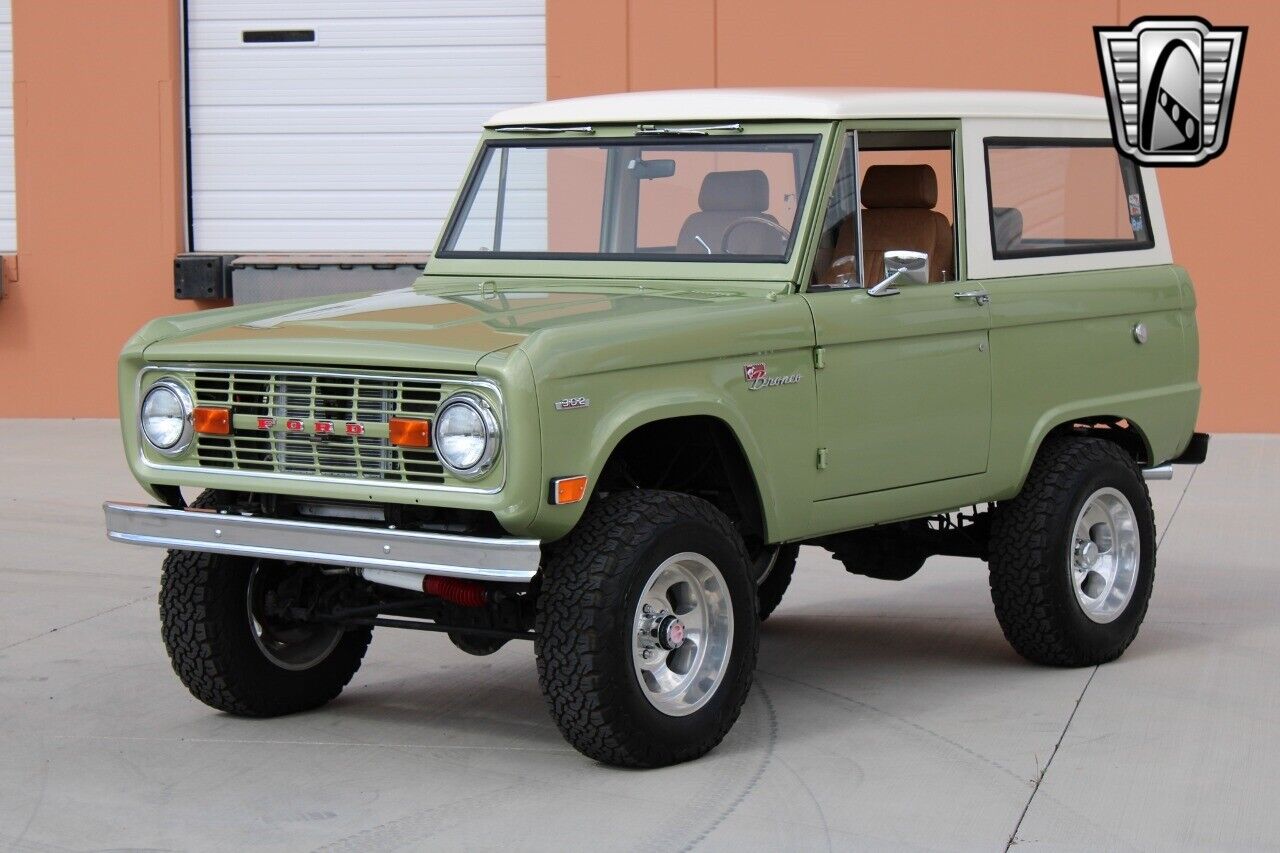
[159,491,372,716]
[988,437,1156,667]
[535,490,758,767]
[160,549,372,716]
[757,543,798,622]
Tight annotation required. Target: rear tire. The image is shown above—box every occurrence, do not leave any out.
[535,490,758,767]
[988,437,1155,667]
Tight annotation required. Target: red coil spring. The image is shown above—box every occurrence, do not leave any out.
[423,576,489,608]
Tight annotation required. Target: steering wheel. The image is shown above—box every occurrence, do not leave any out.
[720,216,791,255]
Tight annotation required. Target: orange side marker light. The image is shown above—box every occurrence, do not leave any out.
[551,475,589,505]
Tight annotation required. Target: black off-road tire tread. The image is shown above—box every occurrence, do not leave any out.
[988,437,1155,667]
[159,490,372,717]
[535,490,757,768]
[757,544,799,621]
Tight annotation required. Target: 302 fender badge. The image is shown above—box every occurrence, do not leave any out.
[554,396,590,411]
[743,361,802,391]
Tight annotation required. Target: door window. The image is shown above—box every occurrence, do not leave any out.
[810,131,958,289]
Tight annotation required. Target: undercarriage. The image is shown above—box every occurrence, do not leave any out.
[811,506,994,581]
[260,564,537,655]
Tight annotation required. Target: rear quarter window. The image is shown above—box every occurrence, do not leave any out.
[984,139,1154,259]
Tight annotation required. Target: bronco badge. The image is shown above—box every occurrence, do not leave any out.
[743,362,802,391]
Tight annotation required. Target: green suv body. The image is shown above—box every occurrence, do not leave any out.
[107,89,1206,766]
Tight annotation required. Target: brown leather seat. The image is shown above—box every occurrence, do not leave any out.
[859,164,953,282]
[676,170,777,255]
[815,164,954,285]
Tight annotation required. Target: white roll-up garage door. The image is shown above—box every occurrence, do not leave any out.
[184,0,545,252]
[0,0,15,252]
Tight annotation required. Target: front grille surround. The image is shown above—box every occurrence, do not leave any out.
[136,365,504,494]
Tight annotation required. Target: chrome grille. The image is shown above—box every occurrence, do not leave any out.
[189,369,448,484]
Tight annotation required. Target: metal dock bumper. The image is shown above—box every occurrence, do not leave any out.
[103,502,541,583]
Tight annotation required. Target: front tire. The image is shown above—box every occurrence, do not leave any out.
[757,543,798,621]
[988,437,1155,667]
[535,490,758,767]
[160,549,372,717]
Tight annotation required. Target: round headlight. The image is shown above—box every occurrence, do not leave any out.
[140,379,193,455]
[432,393,500,479]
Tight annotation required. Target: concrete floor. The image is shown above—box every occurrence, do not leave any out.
[1,421,1277,852]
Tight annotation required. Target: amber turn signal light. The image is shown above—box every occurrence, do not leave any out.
[389,418,431,447]
[193,407,231,435]
[550,475,589,505]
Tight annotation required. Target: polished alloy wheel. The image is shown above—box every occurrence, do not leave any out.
[246,562,343,671]
[1070,488,1141,624]
[631,552,734,716]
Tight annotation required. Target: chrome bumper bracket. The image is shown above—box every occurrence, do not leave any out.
[103,502,541,583]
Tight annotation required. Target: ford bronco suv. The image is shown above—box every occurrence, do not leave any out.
[106,89,1207,767]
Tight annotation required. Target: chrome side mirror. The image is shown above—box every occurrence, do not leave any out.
[867,250,928,298]
[884,250,929,284]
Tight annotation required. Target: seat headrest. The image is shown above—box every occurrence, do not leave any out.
[699,170,769,212]
[992,206,1024,252]
[861,164,938,209]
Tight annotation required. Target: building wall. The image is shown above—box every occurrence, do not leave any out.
[0,0,1275,433]
[0,0,202,418]
[0,2,17,252]
[549,0,1280,434]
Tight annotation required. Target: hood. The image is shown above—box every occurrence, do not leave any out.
[141,280,759,371]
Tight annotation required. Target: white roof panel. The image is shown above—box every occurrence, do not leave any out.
[488,88,1108,127]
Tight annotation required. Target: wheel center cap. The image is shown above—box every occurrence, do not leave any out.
[659,615,686,650]
[1075,539,1100,570]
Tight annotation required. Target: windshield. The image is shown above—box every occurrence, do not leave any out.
[438,136,819,262]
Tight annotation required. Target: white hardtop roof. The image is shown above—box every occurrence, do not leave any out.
[487,88,1108,128]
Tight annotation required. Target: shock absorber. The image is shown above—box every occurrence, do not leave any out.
[423,576,489,608]
[358,568,491,607]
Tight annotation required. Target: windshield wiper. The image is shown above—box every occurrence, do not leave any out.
[635,123,744,136]
[494,125,594,134]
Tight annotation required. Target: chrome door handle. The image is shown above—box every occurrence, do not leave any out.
[954,290,990,306]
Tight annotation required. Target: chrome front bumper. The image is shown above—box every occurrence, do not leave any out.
[103,502,541,583]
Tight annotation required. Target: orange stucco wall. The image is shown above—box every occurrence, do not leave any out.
[549,0,1280,434]
[0,0,197,418]
[0,1,1275,433]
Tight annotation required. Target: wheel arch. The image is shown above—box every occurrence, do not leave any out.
[1016,413,1154,493]
[598,414,769,548]
[537,403,779,547]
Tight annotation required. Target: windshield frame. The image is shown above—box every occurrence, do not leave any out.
[429,123,833,282]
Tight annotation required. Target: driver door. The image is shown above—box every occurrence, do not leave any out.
[803,126,992,501]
